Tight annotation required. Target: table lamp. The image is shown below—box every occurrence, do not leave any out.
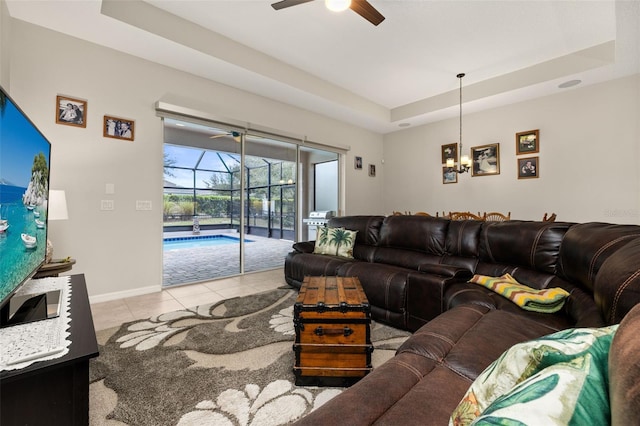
[46,189,69,263]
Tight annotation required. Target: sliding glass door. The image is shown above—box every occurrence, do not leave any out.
[162,118,340,286]
[243,136,298,273]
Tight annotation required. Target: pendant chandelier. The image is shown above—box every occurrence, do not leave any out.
[446,73,472,174]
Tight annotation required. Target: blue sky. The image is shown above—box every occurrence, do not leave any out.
[0,95,51,187]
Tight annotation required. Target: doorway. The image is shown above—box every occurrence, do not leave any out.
[161,118,340,286]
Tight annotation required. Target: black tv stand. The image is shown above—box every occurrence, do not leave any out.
[0,274,99,425]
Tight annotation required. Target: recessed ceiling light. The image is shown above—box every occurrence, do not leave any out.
[398,123,411,127]
[558,79,582,89]
[175,123,185,127]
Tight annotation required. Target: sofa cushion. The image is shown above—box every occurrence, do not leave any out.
[451,325,617,426]
[444,280,603,331]
[445,219,483,257]
[592,236,640,324]
[373,246,442,270]
[479,221,571,274]
[557,222,640,293]
[327,215,384,246]
[418,263,472,278]
[379,215,448,255]
[313,227,357,258]
[468,273,569,313]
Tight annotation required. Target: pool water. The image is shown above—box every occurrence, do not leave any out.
[163,234,253,250]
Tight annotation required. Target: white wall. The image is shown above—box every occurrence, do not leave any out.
[0,0,10,88]
[383,74,640,224]
[4,19,384,300]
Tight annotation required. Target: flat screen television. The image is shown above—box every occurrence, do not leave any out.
[0,85,55,327]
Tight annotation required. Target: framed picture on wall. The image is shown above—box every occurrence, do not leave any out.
[516,129,539,154]
[355,156,363,170]
[471,143,500,176]
[369,164,376,177]
[103,115,135,141]
[56,95,87,128]
[442,166,457,184]
[518,156,539,179]
[441,143,457,164]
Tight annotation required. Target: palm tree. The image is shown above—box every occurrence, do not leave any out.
[316,226,329,248]
[329,228,354,256]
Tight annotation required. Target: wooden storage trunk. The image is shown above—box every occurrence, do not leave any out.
[293,276,373,387]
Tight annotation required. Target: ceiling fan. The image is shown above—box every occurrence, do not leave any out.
[210,131,242,142]
[271,0,385,26]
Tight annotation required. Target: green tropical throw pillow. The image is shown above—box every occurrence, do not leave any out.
[313,226,330,254]
[313,227,357,258]
[450,325,618,426]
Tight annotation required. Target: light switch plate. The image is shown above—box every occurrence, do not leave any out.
[136,200,152,211]
[101,200,114,211]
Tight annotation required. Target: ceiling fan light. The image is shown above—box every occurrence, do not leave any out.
[325,0,351,12]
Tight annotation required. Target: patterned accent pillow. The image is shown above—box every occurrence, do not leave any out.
[450,325,618,426]
[313,227,357,258]
[469,273,570,313]
[313,226,331,254]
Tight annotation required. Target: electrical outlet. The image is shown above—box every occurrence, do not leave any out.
[101,200,114,211]
[136,200,152,211]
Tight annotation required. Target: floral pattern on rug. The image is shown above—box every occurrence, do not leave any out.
[114,291,296,351]
[269,305,296,336]
[90,288,410,426]
[177,380,341,426]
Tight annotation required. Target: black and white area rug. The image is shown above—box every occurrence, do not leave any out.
[89,288,411,425]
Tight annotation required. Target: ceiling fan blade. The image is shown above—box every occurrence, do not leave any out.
[210,131,242,142]
[271,0,314,11]
[350,0,385,26]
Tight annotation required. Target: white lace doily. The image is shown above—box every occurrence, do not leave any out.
[0,276,72,371]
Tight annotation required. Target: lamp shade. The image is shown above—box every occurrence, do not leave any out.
[48,190,69,221]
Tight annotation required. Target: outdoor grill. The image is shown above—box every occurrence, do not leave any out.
[303,210,336,239]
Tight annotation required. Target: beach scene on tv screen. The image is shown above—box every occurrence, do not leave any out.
[0,93,51,301]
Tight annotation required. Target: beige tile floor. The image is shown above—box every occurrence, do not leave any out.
[90,268,288,331]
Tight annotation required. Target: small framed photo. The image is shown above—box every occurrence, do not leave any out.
[56,95,87,128]
[104,115,135,141]
[442,166,457,184]
[354,156,363,170]
[368,164,376,177]
[441,143,457,164]
[516,129,539,154]
[471,143,500,177]
[518,156,539,179]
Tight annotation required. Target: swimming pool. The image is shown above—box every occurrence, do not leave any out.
[163,234,254,250]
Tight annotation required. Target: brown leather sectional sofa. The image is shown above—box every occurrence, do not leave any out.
[285,215,640,424]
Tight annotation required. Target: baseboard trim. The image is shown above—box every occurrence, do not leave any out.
[89,285,160,304]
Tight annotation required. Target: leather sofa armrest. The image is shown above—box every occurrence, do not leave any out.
[292,241,315,253]
[610,304,640,425]
[562,288,605,328]
[418,263,472,279]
